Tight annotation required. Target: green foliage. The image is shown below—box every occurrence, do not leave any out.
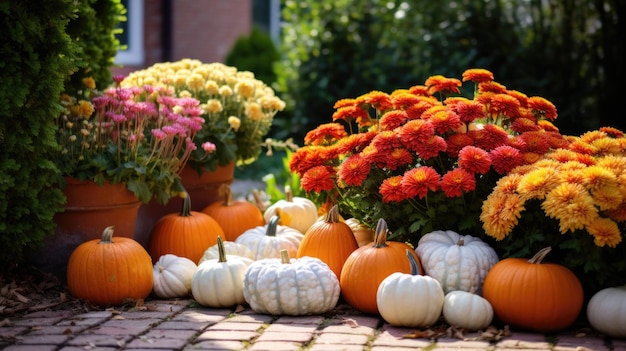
[0,0,75,268]
[225,26,280,86]
[275,0,624,142]
[0,0,124,270]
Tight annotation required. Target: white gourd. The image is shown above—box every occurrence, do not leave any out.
[152,254,198,298]
[243,250,340,315]
[415,230,498,294]
[235,215,304,260]
[443,290,494,331]
[191,237,254,307]
[198,240,255,264]
[586,285,626,338]
[263,186,318,233]
[376,250,444,327]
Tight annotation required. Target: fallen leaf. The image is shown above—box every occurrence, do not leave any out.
[342,318,359,328]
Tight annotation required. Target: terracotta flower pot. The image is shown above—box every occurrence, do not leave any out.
[134,162,235,248]
[31,178,141,279]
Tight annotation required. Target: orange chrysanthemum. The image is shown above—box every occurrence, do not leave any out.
[462,68,494,83]
[591,137,621,155]
[398,119,435,148]
[425,75,462,95]
[478,81,507,94]
[599,126,624,138]
[392,92,422,109]
[401,166,441,199]
[408,85,430,96]
[517,167,559,201]
[489,93,521,118]
[446,133,474,158]
[506,90,529,108]
[591,185,622,211]
[537,119,560,133]
[379,176,406,202]
[480,192,525,240]
[489,145,525,174]
[453,100,485,123]
[332,105,370,125]
[440,168,476,198]
[511,117,540,133]
[528,96,557,120]
[304,123,348,146]
[493,173,524,195]
[459,146,492,175]
[356,90,394,111]
[289,145,330,176]
[405,99,439,120]
[586,217,622,248]
[333,98,357,109]
[541,183,597,233]
[301,165,336,192]
[379,110,409,131]
[413,135,447,160]
[337,154,370,187]
[582,165,618,191]
[429,109,463,134]
[468,124,509,151]
[518,131,551,155]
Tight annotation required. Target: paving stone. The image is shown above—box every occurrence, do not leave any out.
[435,336,492,349]
[155,320,213,331]
[248,340,306,351]
[264,323,319,333]
[67,334,132,347]
[73,311,114,319]
[117,310,174,319]
[195,329,259,341]
[125,335,191,349]
[3,345,58,351]
[58,347,117,351]
[226,313,276,323]
[142,328,198,339]
[22,311,74,319]
[308,344,365,351]
[0,326,29,338]
[370,347,420,351]
[372,329,433,348]
[340,314,382,329]
[206,321,265,331]
[495,331,552,349]
[273,315,325,325]
[11,317,68,327]
[188,339,246,350]
[255,331,314,343]
[13,334,70,345]
[556,334,610,350]
[23,325,86,335]
[315,332,371,345]
[56,317,109,327]
[321,323,377,335]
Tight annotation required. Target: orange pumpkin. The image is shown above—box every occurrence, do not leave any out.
[482,247,583,332]
[67,226,153,306]
[297,205,359,278]
[202,184,265,241]
[149,194,224,264]
[339,218,423,315]
[345,218,375,247]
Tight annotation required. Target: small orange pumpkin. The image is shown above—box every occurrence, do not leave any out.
[297,205,359,278]
[344,218,375,247]
[339,218,423,315]
[149,194,224,264]
[202,184,265,241]
[67,226,153,307]
[482,247,583,332]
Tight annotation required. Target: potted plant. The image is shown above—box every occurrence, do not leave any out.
[289,68,568,243]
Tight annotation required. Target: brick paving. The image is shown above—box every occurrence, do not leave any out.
[0,299,620,351]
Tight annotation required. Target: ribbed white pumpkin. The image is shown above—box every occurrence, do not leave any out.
[235,215,304,260]
[152,254,198,298]
[587,285,626,338]
[443,290,493,331]
[263,186,318,234]
[198,240,255,264]
[243,250,340,315]
[191,237,254,307]
[415,230,498,294]
[376,250,444,327]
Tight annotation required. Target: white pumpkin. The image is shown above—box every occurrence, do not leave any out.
[235,215,304,260]
[198,240,255,264]
[376,250,444,327]
[415,230,498,294]
[191,237,254,307]
[152,254,198,298]
[243,249,340,315]
[263,186,318,233]
[587,285,626,338]
[443,290,493,331]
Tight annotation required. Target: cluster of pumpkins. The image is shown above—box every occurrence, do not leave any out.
[66,185,626,338]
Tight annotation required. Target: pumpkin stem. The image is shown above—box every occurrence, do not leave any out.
[325,204,340,223]
[373,218,389,248]
[99,226,115,244]
[216,236,227,263]
[266,215,280,237]
[280,249,291,264]
[219,184,233,207]
[252,189,267,211]
[528,246,552,264]
[285,185,293,202]
[179,193,192,217]
[406,249,421,276]
[457,237,465,246]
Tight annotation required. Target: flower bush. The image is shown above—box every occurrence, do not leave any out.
[481,127,626,292]
[120,59,286,173]
[56,77,205,204]
[289,68,568,244]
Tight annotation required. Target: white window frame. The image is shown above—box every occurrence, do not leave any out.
[115,0,144,66]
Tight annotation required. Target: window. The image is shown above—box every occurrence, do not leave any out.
[115,0,144,65]
[253,0,281,44]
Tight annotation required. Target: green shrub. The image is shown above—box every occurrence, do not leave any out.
[0,0,124,270]
[225,26,279,87]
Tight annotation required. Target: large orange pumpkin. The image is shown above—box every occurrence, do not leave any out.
[297,205,359,278]
[202,184,265,241]
[149,194,224,264]
[67,226,153,307]
[339,218,423,315]
[482,247,583,332]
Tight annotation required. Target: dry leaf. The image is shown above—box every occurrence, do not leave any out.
[342,318,359,328]
[13,291,30,304]
[62,328,73,335]
[235,304,245,313]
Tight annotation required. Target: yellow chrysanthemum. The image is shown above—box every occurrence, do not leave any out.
[591,137,621,156]
[204,81,219,95]
[591,185,623,210]
[228,116,241,131]
[219,85,233,97]
[185,73,205,91]
[493,173,523,195]
[541,183,597,233]
[516,167,559,201]
[582,165,618,191]
[205,99,223,113]
[595,155,626,176]
[558,169,585,186]
[235,80,255,98]
[245,102,264,121]
[586,217,622,248]
[480,192,525,240]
